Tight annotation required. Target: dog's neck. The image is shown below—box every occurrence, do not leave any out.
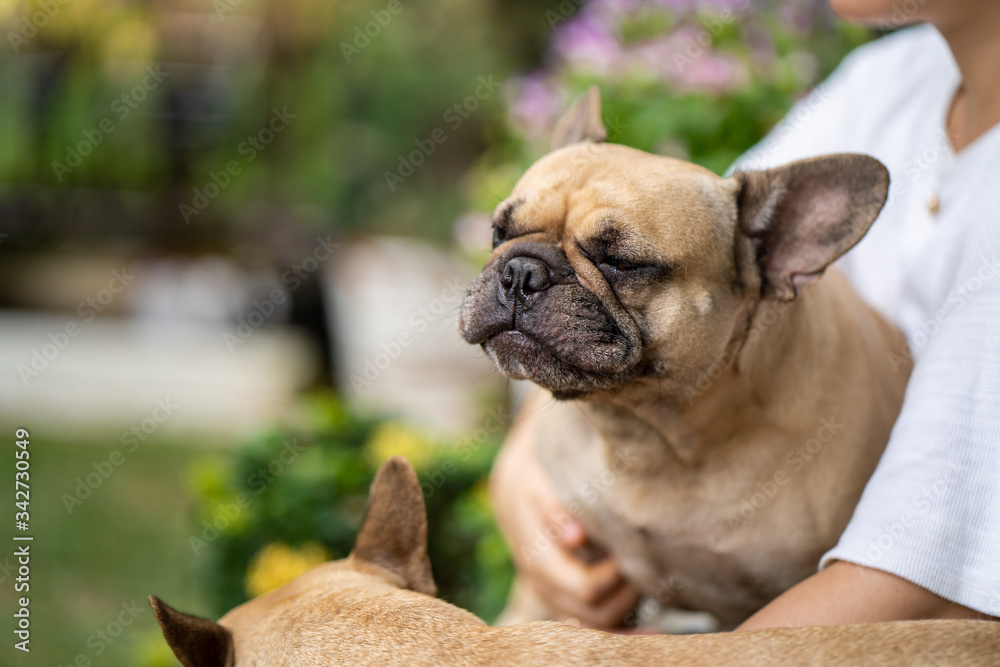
[578,279,833,469]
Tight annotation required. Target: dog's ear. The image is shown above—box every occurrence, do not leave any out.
[351,456,437,597]
[149,596,234,667]
[731,154,889,301]
[551,86,607,151]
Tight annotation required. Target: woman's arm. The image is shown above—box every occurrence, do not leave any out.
[490,388,640,628]
[737,561,996,631]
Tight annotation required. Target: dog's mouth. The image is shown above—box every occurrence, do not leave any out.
[467,305,641,396]
[483,330,552,379]
[482,329,619,397]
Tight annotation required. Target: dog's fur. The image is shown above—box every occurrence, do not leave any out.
[458,89,913,628]
[151,458,999,665]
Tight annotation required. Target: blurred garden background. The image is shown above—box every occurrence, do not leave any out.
[0,0,878,664]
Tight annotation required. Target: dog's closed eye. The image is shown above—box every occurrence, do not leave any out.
[585,247,673,280]
[491,224,508,249]
[491,200,523,249]
[600,255,642,272]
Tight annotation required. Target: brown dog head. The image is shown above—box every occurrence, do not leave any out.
[458,88,889,398]
[150,457,441,666]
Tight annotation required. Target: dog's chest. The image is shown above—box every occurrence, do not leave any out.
[534,400,814,627]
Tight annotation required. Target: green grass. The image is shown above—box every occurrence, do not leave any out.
[1,426,217,667]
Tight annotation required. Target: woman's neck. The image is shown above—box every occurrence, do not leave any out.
[933,10,1000,152]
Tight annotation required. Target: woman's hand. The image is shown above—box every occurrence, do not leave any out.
[489,388,640,628]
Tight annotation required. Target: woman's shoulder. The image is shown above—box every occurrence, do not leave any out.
[834,24,953,87]
[731,24,956,173]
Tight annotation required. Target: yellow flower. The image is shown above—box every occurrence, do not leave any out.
[470,478,492,513]
[364,422,436,472]
[100,15,159,72]
[245,542,331,598]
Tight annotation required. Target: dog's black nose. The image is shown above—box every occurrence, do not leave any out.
[500,256,552,306]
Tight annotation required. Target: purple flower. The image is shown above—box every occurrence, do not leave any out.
[674,51,746,92]
[648,0,693,10]
[779,3,814,34]
[745,25,777,70]
[634,34,688,81]
[509,74,565,139]
[552,16,625,75]
[693,0,750,11]
[587,0,645,17]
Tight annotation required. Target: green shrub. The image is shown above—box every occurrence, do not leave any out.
[188,392,513,623]
[466,0,874,213]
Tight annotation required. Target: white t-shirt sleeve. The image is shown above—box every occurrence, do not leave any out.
[821,204,1000,615]
[728,25,1000,615]
[726,35,887,175]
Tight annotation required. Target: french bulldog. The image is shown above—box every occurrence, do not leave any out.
[151,457,998,666]
[458,88,913,629]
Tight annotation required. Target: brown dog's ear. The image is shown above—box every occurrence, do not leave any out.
[551,86,607,151]
[732,154,889,301]
[149,596,234,667]
[351,456,437,597]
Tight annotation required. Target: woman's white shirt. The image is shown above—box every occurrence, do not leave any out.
[733,24,1000,615]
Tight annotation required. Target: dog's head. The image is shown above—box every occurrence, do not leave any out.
[458,88,889,398]
[149,457,463,667]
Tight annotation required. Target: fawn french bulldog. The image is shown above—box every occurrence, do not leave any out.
[151,457,998,665]
[458,88,913,628]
